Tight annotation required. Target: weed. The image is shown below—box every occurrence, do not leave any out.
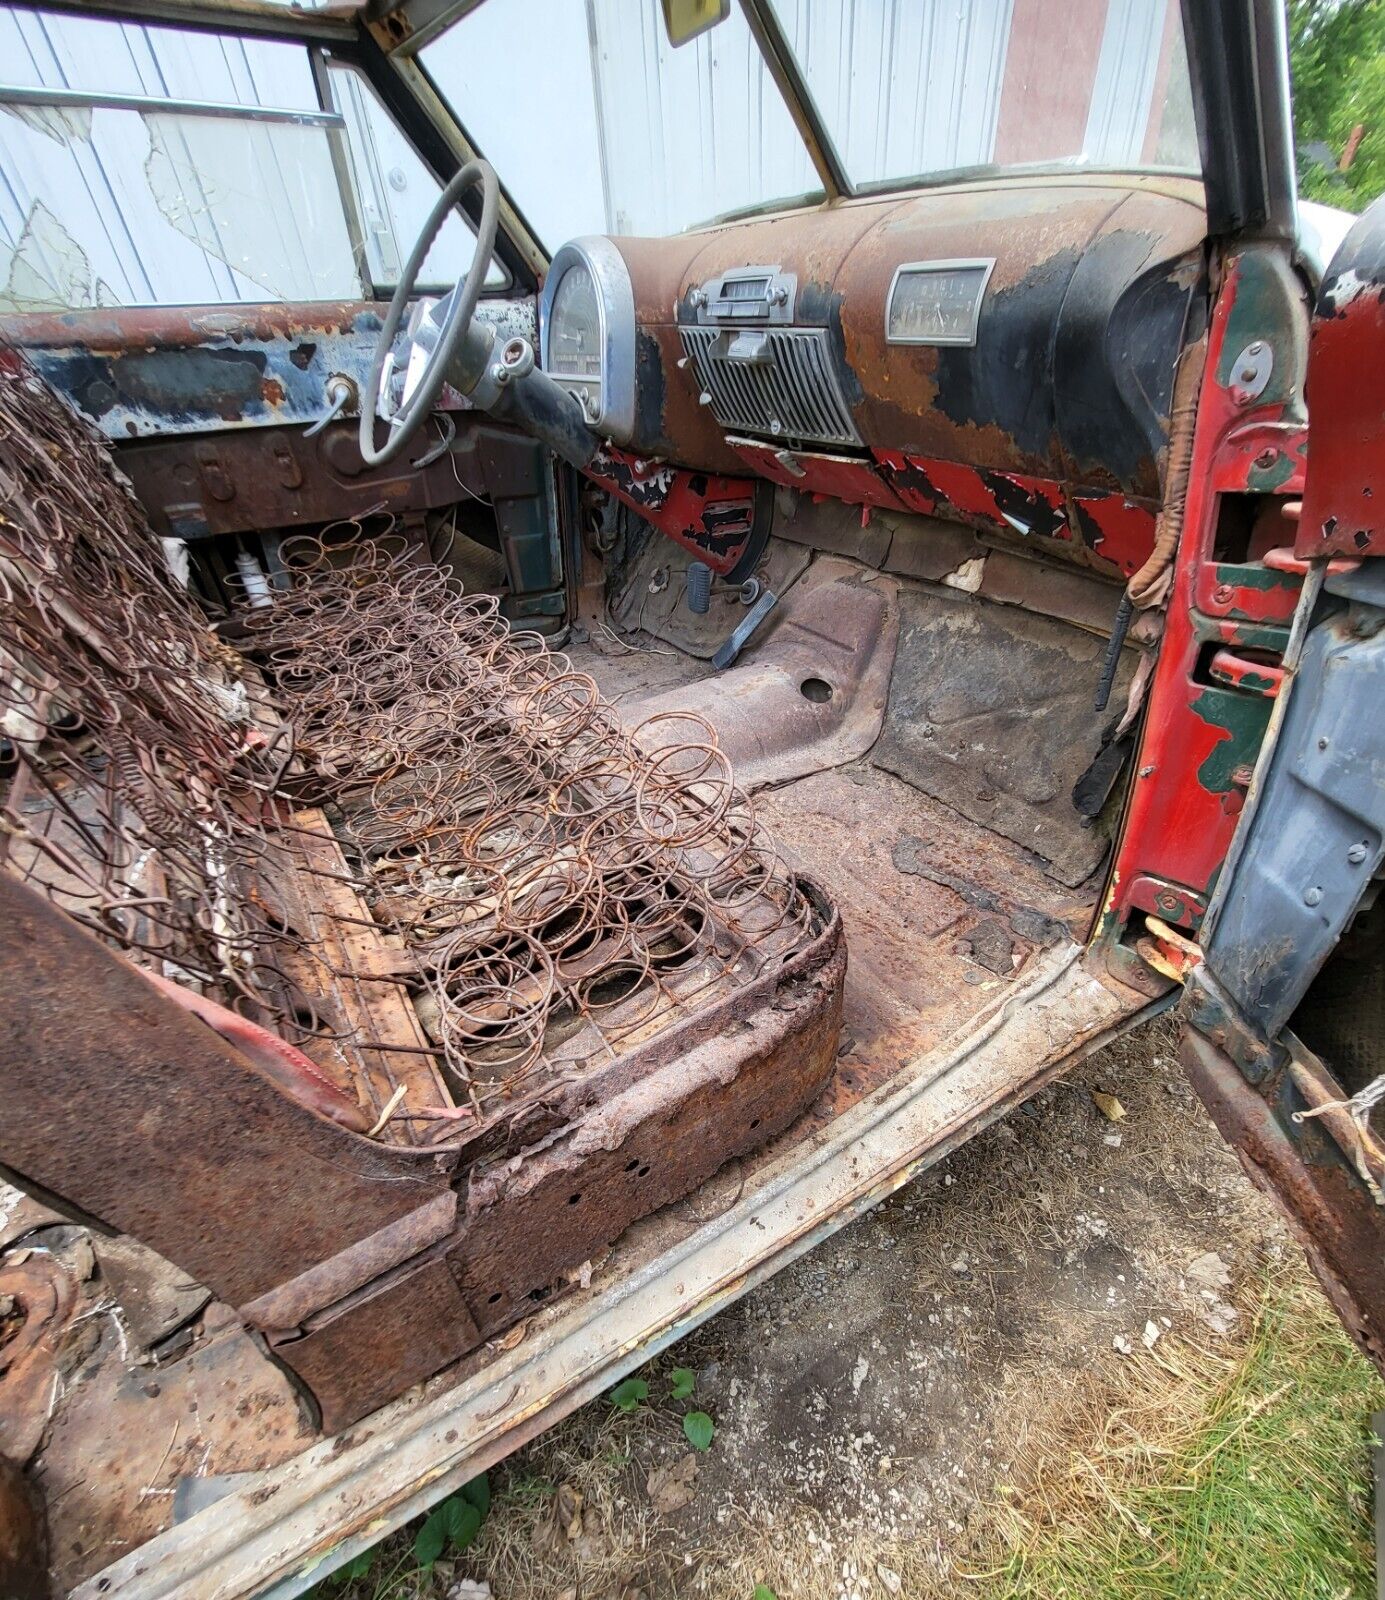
[682,1411,715,1452]
[608,1376,648,1414]
[669,1367,696,1400]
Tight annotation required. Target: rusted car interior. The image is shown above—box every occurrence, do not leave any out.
[2,0,1383,1595]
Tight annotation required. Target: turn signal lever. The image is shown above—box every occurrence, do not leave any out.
[443,320,601,475]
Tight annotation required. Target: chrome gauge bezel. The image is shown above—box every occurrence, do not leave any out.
[539,237,636,444]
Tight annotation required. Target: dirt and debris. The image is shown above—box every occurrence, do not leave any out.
[408,1011,1304,1600]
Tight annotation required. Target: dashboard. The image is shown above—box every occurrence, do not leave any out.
[539,174,1208,578]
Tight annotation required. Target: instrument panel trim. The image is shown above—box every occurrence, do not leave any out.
[539,236,637,444]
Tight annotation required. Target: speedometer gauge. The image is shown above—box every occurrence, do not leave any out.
[548,264,603,379]
[540,238,637,443]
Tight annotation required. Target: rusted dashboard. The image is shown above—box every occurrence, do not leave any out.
[540,174,1207,579]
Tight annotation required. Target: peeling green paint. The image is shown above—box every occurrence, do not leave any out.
[1213,562,1298,594]
[1247,452,1296,493]
[1215,247,1307,416]
[1191,610,1296,651]
[1192,685,1273,792]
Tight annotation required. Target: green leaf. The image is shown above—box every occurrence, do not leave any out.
[608,1376,649,1413]
[460,1472,491,1519]
[342,1549,375,1580]
[444,1496,483,1551]
[753,1587,779,1600]
[412,1506,448,1570]
[668,1366,696,1400]
[682,1410,715,1452]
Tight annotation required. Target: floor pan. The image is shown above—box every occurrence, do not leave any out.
[11,521,1159,1598]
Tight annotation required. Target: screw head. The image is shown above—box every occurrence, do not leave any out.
[1255,448,1278,470]
[1213,583,1234,605]
[1348,843,1368,864]
[1304,886,1323,907]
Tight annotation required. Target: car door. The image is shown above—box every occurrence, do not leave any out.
[1180,195,1385,1369]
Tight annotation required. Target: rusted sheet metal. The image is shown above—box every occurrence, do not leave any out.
[1295,196,1385,560]
[450,906,845,1339]
[1099,246,1309,955]
[0,873,456,1309]
[70,948,1152,1600]
[622,556,900,790]
[730,438,908,513]
[613,178,1203,503]
[0,1255,78,1463]
[587,445,760,576]
[2,861,846,1435]
[279,1254,482,1437]
[0,299,535,439]
[874,449,1157,579]
[117,417,528,539]
[1071,491,1162,578]
[242,1193,458,1333]
[0,1455,46,1600]
[841,182,1205,491]
[1181,1028,1385,1372]
[606,237,747,475]
[878,447,1066,535]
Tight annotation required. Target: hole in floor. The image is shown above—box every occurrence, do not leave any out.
[799,676,833,704]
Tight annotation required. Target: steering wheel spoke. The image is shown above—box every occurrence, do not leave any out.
[359,160,500,468]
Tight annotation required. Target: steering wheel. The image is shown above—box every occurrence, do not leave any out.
[359,158,500,469]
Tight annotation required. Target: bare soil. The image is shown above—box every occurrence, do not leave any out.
[440,1012,1294,1600]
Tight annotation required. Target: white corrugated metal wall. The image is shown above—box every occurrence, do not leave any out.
[0,9,360,307]
[428,0,1183,246]
[0,0,1184,310]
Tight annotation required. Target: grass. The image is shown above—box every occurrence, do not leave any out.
[322,1260,1381,1600]
[976,1264,1383,1600]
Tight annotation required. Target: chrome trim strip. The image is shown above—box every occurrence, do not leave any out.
[538,236,636,445]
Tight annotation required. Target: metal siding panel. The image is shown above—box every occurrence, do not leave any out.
[1084,0,1167,163]
[768,0,1011,184]
[588,0,816,236]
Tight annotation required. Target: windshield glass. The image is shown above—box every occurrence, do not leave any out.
[423,0,1198,250]
[422,0,819,242]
